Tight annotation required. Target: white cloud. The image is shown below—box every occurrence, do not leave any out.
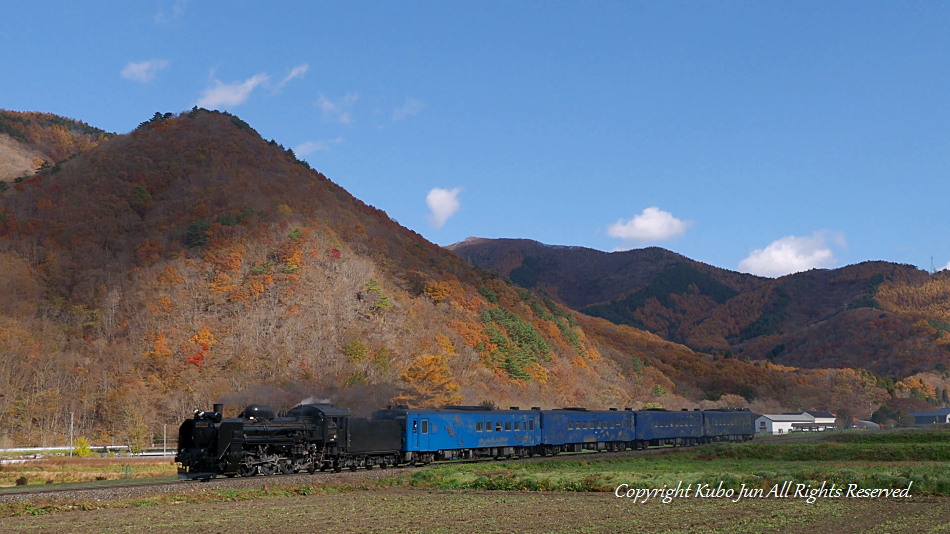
[393,98,424,121]
[941,261,950,272]
[274,64,309,92]
[607,207,691,246]
[739,231,845,277]
[197,73,269,108]
[318,93,359,124]
[295,137,342,155]
[426,187,462,228]
[121,59,170,83]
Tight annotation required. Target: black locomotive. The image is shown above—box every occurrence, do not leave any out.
[176,403,401,479]
[176,401,756,480]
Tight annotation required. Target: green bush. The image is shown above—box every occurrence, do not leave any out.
[74,436,94,458]
[184,220,209,248]
[481,307,550,380]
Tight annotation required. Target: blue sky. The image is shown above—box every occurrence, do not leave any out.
[4,2,950,277]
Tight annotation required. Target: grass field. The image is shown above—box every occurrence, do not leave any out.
[395,427,950,495]
[0,457,175,487]
[0,426,947,533]
[1,487,947,533]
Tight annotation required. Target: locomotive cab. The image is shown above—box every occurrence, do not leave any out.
[176,404,242,480]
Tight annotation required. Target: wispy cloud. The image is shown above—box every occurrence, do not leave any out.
[154,0,189,25]
[318,93,359,124]
[273,64,309,92]
[121,59,170,83]
[393,98,424,122]
[426,187,462,228]
[739,231,845,277]
[295,137,343,155]
[607,207,691,248]
[197,73,269,108]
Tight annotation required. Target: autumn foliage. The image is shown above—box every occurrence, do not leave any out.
[0,108,944,449]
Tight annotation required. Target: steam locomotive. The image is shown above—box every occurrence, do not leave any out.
[176,402,755,479]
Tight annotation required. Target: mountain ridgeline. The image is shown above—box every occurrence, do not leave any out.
[449,238,950,378]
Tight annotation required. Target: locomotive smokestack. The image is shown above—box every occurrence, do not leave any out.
[213,403,223,414]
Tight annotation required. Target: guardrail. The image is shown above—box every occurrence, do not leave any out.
[0,445,176,457]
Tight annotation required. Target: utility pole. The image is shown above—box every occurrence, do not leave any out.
[69,412,74,457]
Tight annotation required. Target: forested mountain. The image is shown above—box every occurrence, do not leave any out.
[0,109,678,447]
[450,238,950,379]
[0,109,942,448]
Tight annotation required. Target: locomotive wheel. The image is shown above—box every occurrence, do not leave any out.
[279,461,294,475]
[259,463,277,476]
[239,463,257,477]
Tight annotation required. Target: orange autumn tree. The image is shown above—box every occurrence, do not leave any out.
[394,352,462,408]
[186,326,217,368]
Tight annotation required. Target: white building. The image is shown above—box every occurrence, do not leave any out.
[755,414,808,434]
[801,411,837,431]
[754,412,837,434]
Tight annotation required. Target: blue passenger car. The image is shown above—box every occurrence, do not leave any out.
[633,409,704,447]
[372,406,541,463]
[539,408,632,453]
[702,409,756,442]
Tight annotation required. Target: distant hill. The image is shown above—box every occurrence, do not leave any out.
[450,238,950,377]
[0,110,113,181]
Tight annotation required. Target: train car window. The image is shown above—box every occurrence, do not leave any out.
[413,421,418,433]
[505,422,511,431]
[421,420,429,434]
[530,420,535,430]
[495,422,502,432]
[568,421,574,430]
[485,422,492,432]
[476,422,482,432]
